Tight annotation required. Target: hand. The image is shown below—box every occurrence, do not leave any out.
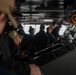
[21,51,29,57]
[21,51,29,55]
[29,64,42,75]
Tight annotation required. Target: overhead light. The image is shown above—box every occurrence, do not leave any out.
[44,19,53,22]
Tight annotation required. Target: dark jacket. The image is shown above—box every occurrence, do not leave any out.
[0,33,11,60]
[0,59,31,75]
[28,35,35,46]
[7,36,20,58]
[52,27,60,40]
[0,67,16,75]
[0,34,31,75]
[35,30,49,50]
[46,32,56,44]
[7,36,34,63]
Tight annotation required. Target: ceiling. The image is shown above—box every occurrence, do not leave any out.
[14,0,76,24]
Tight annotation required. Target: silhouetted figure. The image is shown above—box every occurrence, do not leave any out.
[35,25,49,51]
[8,30,23,58]
[28,26,35,45]
[29,26,35,36]
[52,25,62,41]
[28,26,36,56]
[46,27,56,45]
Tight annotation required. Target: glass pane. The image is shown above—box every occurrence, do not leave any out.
[22,25,50,34]
[59,25,67,36]
[23,24,35,34]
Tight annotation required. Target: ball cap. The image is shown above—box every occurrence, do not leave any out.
[0,0,18,28]
[8,30,18,39]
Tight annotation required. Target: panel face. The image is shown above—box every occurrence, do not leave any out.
[41,50,76,75]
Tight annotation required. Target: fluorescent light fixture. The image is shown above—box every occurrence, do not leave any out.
[44,19,53,22]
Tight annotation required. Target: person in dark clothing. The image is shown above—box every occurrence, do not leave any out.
[52,25,62,41]
[35,25,49,50]
[46,27,56,45]
[17,28,30,52]
[28,26,36,56]
[28,26,35,45]
[0,12,30,75]
[0,0,30,75]
[16,28,35,57]
[8,30,35,64]
[29,26,35,36]
[8,30,28,59]
[0,0,42,75]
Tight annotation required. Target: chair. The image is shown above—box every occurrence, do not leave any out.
[34,52,55,66]
[52,46,68,57]
[66,44,76,51]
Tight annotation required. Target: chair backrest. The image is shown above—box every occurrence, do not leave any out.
[34,52,55,66]
[52,46,68,57]
[34,43,64,57]
[66,44,76,51]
